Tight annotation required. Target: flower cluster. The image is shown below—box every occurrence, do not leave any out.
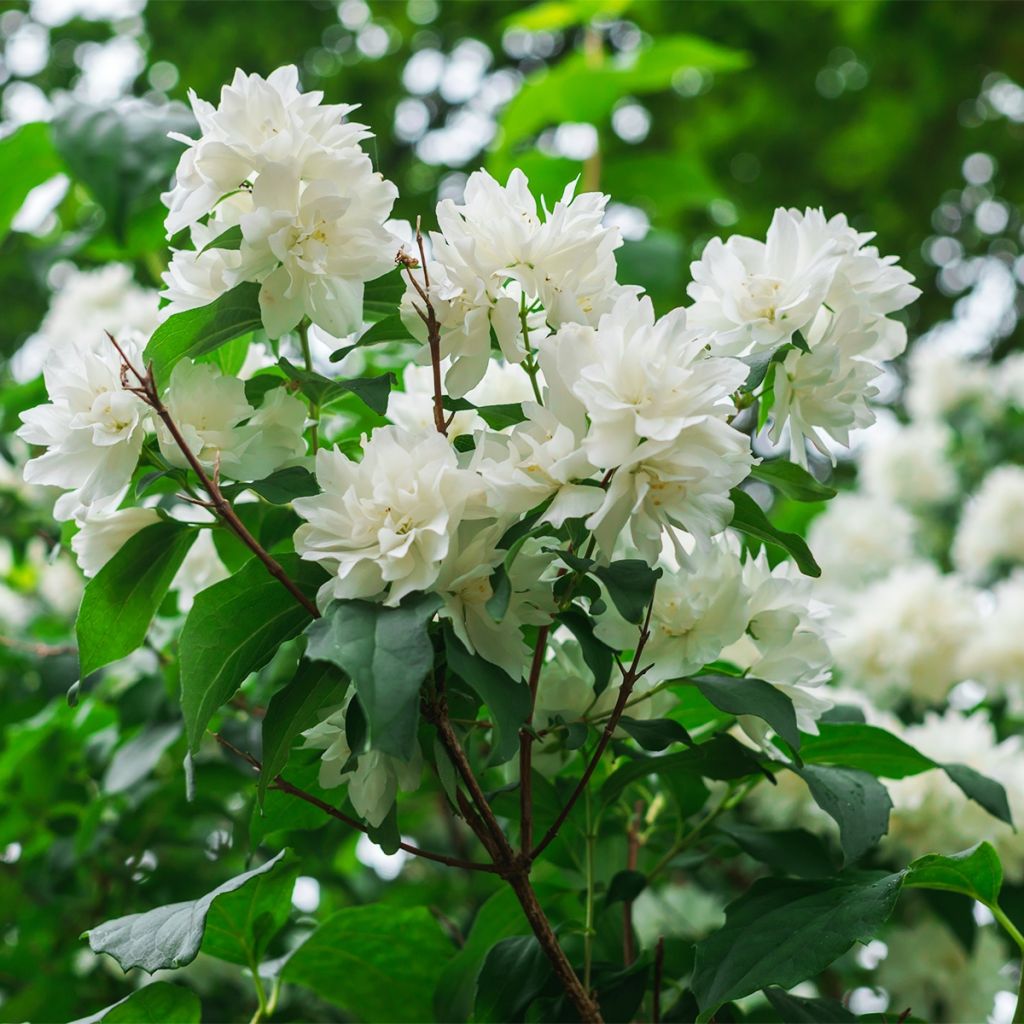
[162,65,398,338]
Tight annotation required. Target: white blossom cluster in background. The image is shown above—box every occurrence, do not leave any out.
[13,66,926,829]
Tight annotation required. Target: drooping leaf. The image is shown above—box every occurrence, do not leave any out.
[85,851,288,973]
[330,314,415,361]
[556,608,615,695]
[604,869,647,908]
[444,629,531,766]
[443,396,528,430]
[282,904,454,1023]
[796,764,893,865]
[70,983,201,1024]
[596,559,662,623]
[903,842,1003,907]
[943,763,1014,827]
[763,987,857,1022]
[750,461,837,502]
[729,488,821,577]
[179,555,323,751]
[304,593,441,760]
[474,935,553,1024]
[145,282,263,383]
[691,872,903,1016]
[617,716,693,751]
[77,520,198,677]
[0,121,63,242]
[242,466,319,505]
[716,822,835,878]
[277,358,394,414]
[259,660,348,802]
[691,674,801,752]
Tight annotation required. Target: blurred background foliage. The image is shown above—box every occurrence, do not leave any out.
[1,1,1024,1021]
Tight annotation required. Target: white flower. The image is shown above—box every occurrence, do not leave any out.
[293,425,486,607]
[886,708,1024,879]
[403,169,632,396]
[161,246,240,315]
[961,573,1024,714]
[860,420,958,507]
[18,333,150,521]
[877,920,1012,1024]
[303,699,422,828]
[14,264,161,383]
[905,340,990,420]
[173,527,229,612]
[807,493,916,590]
[686,207,840,357]
[235,386,308,481]
[70,506,161,578]
[831,563,976,707]
[953,465,1024,579]
[721,550,833,736]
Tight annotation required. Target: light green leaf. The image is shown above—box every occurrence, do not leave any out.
[0,121,63,241]
[70,983,201,1024]
[504,0,631,32]
[259,660,347,802]
[103,722,182,794]
[691,872,903,1017]
[903,842,1003,907]
[198,223,243,255]
[77,520,198,677]
[86,851,288,973]
[304,593,441,760]
[145,282,263,384]
[282,904,454,1023]
[750,461,837,502]
[179,555,323,751]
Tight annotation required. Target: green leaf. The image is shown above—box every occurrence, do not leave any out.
[903,842,1003,907]
[443,396,528,430]
[798,722,933,777]
[600,734,767,807]
[70,983,201,1024]
[943,763,1014,827]
[53,100,195,241]
[77,520,198,677]
[179,555,323,751]
[444,629,531,766]
[242,466,319,505]
[729,488,821,577]
[434,889,530,1023]
[795,764,892,865]
[86,851,288,973]
[604,869,646,908]
[504,0,631,32]
[278,358,394,414]
[198,223,243,255]
[617,716,693,751]
[717,822,835,878]
[0,121,63,242]
[750,461,837,502]
[475,935,552,1024]
[691,872,903,1016]
[556,608,614,695]
[304,593,441,760]
[200,855,298,966]
[102,722,181,794]
[259,660,348,803]
[145,282,263,384]
[597,559,662,623]
[282,904,454,1023]
[691,674,801,752]
[763,988,857,1023]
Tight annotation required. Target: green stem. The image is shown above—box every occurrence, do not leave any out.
[989,903,1024,1023]
[584,786,596,992]
[297,320,320,453]
[519,296,544,405]
[248,958,269,1024]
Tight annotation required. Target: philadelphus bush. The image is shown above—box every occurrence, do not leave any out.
[19,66,1022,1024]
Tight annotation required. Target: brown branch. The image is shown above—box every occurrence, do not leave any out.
[652,937,665,1023]
[106,333,319,619]
[531,599,656,861]
[519,624,550,855]
[213,733,498,874]
[623,799,644,966]
[0,635,76,657]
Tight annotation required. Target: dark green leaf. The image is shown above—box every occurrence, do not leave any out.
[618,716,693,751]
[259,660,347,803]
[278,358,394,414]
[443,396,528,430]
[729,488,821,577]
[444,629,531,766]
[485,564,512,622]
[716,822,835,878]
[330,314,415,361]
[198,223,243,255]
[796,764,892,865]
[556,608,614,695]
[799,722,933,778]
[604,869,647,908]
[596,559,662,624]
[943,763,1015,827]
[763,988,857,1022]
[0,121,63,241]
[305,593,441,759]
[282,904,454,1023]
[77,520,198,677]
[691,674,801,752]
[179,555,323,751]
[691,872,903,1016]
[86,852,288,973]
[145,282,263,384]
[243,466,319,505]
[71,983,201,1024]
[903,842,1003,907]
[750,461,836,502]
[474,935,552,1024]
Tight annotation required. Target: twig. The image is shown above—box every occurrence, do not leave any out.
[106,333,319,619]
[0,635,76,657]
[531,599,656,861]
[623,799,644,966]
[213,733,497,873]
[519,624,550,855]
